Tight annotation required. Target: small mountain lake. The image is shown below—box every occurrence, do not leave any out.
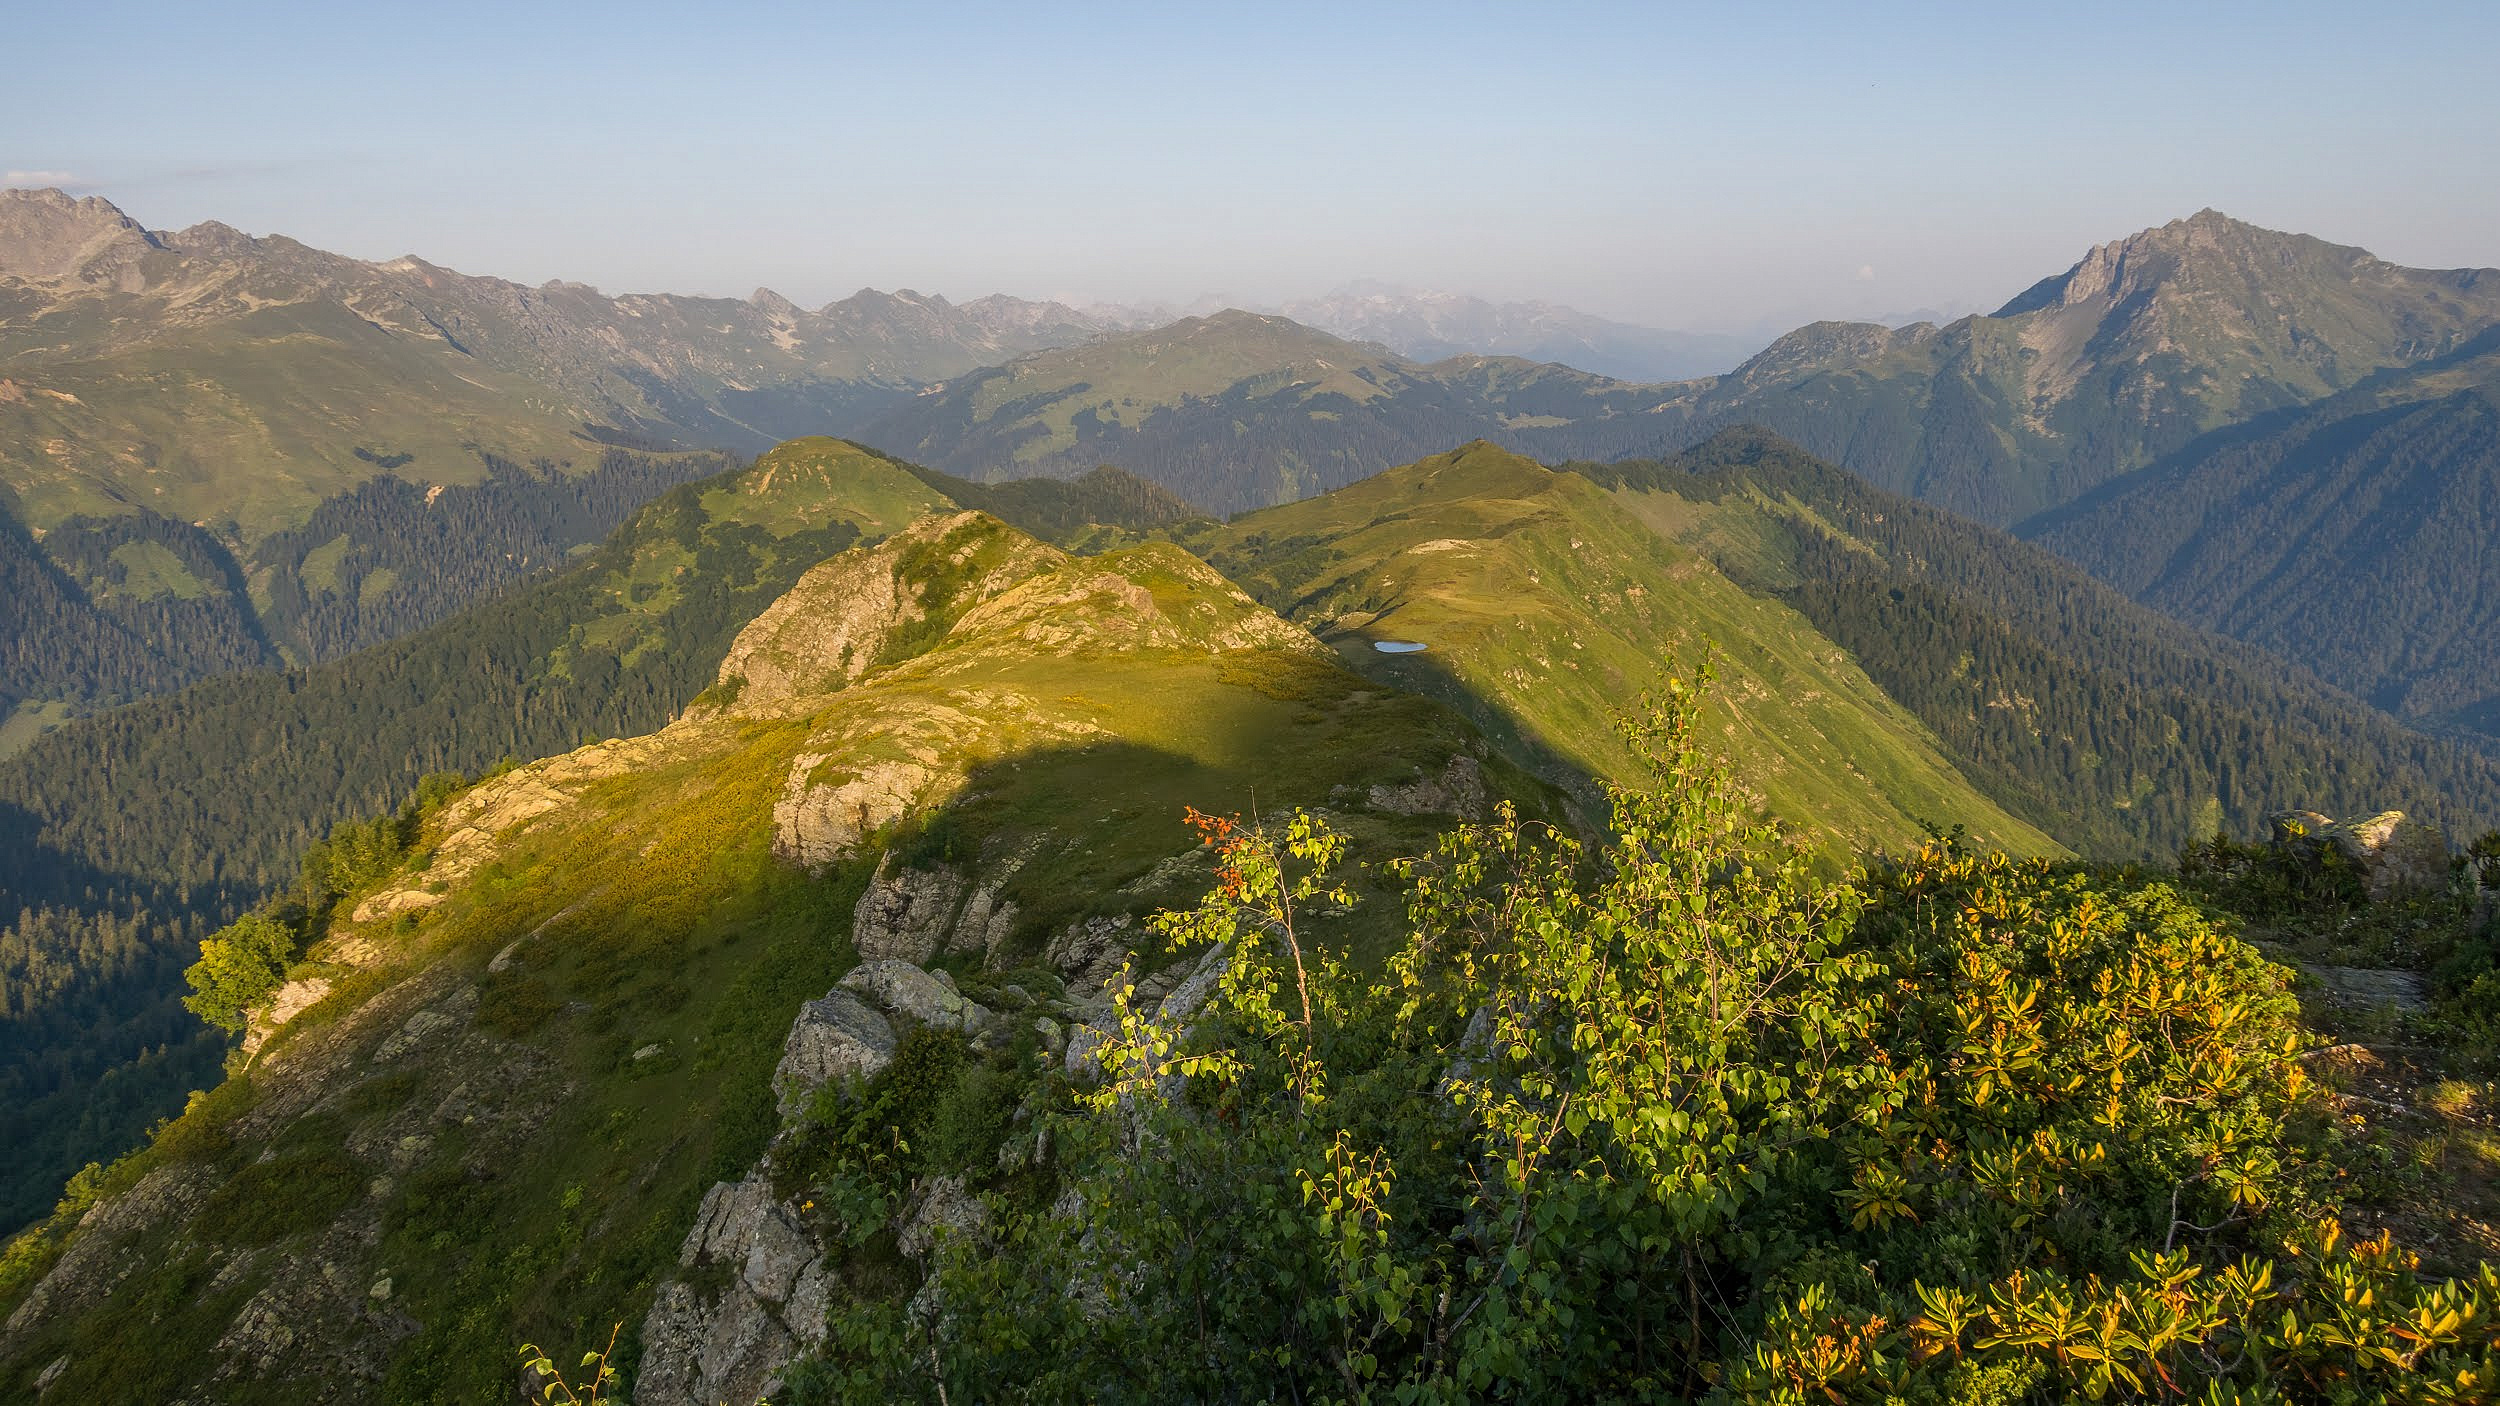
[1372,641,1428,654]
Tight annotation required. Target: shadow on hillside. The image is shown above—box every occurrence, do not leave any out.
[2014,322,2500,539]
[817,704,1592,983]
[1309,638,1611,825]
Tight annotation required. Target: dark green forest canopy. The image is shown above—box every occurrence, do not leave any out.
[0,448,744,737]
[1571,428,2500,857]
[2029,358,2500,749]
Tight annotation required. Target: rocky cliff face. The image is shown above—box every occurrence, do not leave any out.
[2269,807,2456,901]
[0,188,160,282]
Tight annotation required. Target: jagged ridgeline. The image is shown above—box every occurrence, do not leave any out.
[0,509,1560,1401]
[0,439,1193,1237]
[1573,429,2500,854]
[1667,211,2500,526]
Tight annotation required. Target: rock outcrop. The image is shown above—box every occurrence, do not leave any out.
[1045,914,1137,996]
[633,1179,833,1406]
[849,856,1021,965]
[772,991,895,1117]
[713,512,1054,710]
[841,960,994,1033]
[241,976,335,1057]
[2326,811,2451,901]
[2269,807,2452,901]
[768,690,1104,871]
[1368,754,1489,818]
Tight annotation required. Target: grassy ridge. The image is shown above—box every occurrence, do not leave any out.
[1183,441,2056,858]
[0,514,1552,1400]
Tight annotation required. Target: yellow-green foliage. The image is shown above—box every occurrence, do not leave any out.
[179,913,297,1034]
[823,688,2462,1404]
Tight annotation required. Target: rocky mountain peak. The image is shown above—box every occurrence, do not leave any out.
[1992,209,2372,319]
[162,219,258,258]
[0,186,160,280]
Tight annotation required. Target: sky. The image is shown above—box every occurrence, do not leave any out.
[9,0,2499,335]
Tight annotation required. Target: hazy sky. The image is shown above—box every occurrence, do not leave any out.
[10,0,2498,334]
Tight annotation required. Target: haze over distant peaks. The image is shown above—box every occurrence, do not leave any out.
[1274,283,1757,381]
[857,308,1686,513]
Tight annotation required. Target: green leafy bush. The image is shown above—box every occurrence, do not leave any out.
[179,913,299,1034]
[797,683,2491,1403]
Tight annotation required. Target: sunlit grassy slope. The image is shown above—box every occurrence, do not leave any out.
[1578,428,2500,856]
[1182,441,2057,858]
[0,512,1549,1401]
[0,300,594,536]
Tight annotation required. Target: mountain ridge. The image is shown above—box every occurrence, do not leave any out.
[1673,209,2500,524]
[0,187,1126,540]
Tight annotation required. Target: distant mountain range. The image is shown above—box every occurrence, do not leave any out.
[853,310,1687,513]
[1273,284,1756,381]
[0,189,1749,723]
[0,187,1125,539]
[860,212,2500,529]
[16,188,2500,769]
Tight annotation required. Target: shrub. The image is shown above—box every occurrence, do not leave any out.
[180,913,299,1034]
[190,1148,364,1245]
[477,971,564,1038]
[808,681,2483,1403]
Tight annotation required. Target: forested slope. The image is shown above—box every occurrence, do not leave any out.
[2029,344,2500,746]
[247,448,743,662]
[1580,429,2500,855]
[0,502,273,731]
[0,439,1231,1233]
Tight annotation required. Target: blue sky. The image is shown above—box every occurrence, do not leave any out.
[9,0,2498,332]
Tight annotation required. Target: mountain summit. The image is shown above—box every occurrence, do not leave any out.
[1679,209,2500,523]
[0,188,1122,540]
[0,189,162,281]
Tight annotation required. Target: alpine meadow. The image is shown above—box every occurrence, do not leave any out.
[9,5,2500,1403]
